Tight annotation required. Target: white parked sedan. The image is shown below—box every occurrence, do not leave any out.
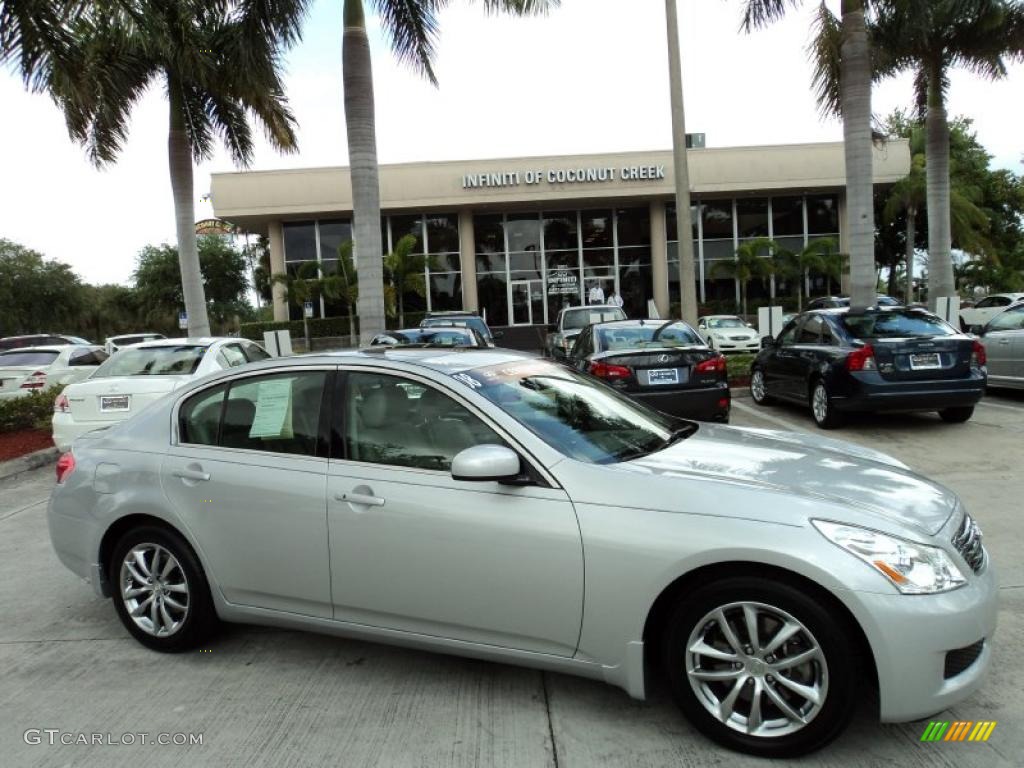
[48,348,996,757]
[696,315,761,353]
[52,337,270,451]
[104,332,166,354]
[0,345,108,400]
[959,292,1024,330]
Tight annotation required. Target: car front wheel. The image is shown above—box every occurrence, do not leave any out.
[939,406,975,423]
[109,525,217,652]
[750,368,772,405]
[663,578,858,757]
[810,380,842,429]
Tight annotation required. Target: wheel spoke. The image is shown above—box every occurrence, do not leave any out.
[160,552,176,580]
[762,620,802,655]
[714,609,743,654]
[159,601,175,631]
[132,550,151,577]
[689,638,737,662]
[150,548,161,579]
[773,672,822,706]
[164,582,188,594]
[130,595,154,617]
[773,647,821,670]
[125,562,148,584]
[691,667,745,682]
[718,676,747,721]
[124,586,149,599]
[742,604,760,650]
[163,595,187,612]
[149,593,160,631]
[747,679,764,733]
[764,682,807,725]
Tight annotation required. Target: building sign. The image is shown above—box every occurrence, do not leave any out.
[195,218,235,235]
[462,164,667,190]
[546,266,579,296]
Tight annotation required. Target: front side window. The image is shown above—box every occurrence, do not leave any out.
[243,343,272,363]
[178,372,327,456]
[842,310,955,339]
[976,296,1010,308]
[94,345,207,377]
[777,320,800,345]
[456,360,681,464]
[344,372,505,471]
[987,306,1024,332]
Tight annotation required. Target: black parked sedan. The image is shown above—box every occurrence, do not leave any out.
[566,319,730,422]
[749,307,987,428]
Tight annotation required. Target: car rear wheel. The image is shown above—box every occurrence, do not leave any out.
[750,368,773,406]
[109,525,217,652]
[810,380,842,429]
[663,578,858,757]
[939,406,975,423]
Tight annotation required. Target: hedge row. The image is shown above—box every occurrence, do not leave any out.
[239,312,430,342]
[0,385,62,433]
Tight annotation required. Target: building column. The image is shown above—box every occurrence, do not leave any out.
[459,210,478,312]
[838,193,851,294]
[268,221,288,322]
[649,201,669,318]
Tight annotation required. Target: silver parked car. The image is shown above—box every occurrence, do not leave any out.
[978,301,1024,389]
[48,349,996,757]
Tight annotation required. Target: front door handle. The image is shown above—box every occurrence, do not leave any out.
[335,492,385,507]
[173,467,210,482]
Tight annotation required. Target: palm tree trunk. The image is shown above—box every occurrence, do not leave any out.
[167,75,211,337]
[344,0,385,343]
[904,205,916,305]
[398,287,404,328]
[665,0,699,326]
[797,272,803,312]
[925,64,954,310]
[840,0,875,310]
[741,281,747,318]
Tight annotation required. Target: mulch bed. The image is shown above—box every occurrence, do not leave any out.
[0,429,54,462]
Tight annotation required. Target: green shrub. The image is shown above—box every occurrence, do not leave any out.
[0,385,62,433]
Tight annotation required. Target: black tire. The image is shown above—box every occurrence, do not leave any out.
[939,406,975,423]
[109,525,217,652]
[810,379,843,429]
[663,577,859,758]
[749,367,774,406]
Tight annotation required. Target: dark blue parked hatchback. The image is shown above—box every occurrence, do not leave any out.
[749,307,986,428]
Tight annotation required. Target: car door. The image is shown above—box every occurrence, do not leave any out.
[764,319,802,399]
[788,315,831,402]
[162,368,333,618]
[326,367,584,657]
[983,305,1024,383]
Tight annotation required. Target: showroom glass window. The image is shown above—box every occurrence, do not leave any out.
[616,208,652,318]
[666,202,700,307]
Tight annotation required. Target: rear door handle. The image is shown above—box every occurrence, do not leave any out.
[335,492,385,507]
[173,468,210,482]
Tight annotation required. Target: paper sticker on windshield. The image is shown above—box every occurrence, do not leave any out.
[249,378,294,439]
[450,360,564,387]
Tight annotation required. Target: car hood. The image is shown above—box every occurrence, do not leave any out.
[621,424,957,536]
[709,328,757,338]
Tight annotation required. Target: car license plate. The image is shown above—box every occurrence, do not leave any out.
[909,352,941,370]
[647,368,679,385]
[100,395,131,412]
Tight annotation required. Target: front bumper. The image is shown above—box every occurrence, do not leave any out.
[714,339,761,353]
[630,383,730,422]
[842,558,998,722]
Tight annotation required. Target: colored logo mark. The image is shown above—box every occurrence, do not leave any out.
[920,720,997,742]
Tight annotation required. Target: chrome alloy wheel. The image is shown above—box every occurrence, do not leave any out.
[120,543,190,637]
[812,384,829,424]
[685,601,828,738]
[751,369,767,402]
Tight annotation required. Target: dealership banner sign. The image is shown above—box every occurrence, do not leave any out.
[462,164,667,189]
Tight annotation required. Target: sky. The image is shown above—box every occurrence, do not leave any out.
[1,0,1021,286]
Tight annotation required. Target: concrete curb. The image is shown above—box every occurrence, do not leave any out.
[0,446,59,482]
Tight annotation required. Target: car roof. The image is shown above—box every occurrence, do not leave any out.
[0,344,92,353]
[222,347,536,376]
[590,319,683,329]
[381,326,475,336]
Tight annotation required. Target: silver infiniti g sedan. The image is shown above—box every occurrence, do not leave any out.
[48,348,997,757]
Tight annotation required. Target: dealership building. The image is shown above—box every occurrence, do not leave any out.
[211,141,910,331]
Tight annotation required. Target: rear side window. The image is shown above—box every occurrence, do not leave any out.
[179,372,328,457]
[987,306,1024,332]
[69,348,109,366]
[94,346,207,377]
[243,343,272,362]
[797,316,826,344]
[841,311,955,339]
[0,350,60,366]
[976,296,1010,308]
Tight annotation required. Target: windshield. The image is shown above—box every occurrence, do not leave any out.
[707,317,746,329]
[453,360,688,464]
[0,350,59,366]
[841,310,956,339]
[597,322,702,351]
[377,329,475,346]
[93,345,207,377]
[562,307,626,331]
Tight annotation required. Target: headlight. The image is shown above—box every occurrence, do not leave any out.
[812,520,967,594]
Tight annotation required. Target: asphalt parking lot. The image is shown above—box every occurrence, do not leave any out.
[2,389,1022,767]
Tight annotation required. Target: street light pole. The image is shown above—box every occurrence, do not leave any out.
[665,0,699,326]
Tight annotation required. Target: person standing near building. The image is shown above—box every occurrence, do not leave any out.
[608,288,624,310]
[588,282,606,304]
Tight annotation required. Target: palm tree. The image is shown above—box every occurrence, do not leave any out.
[742,0,878,309]
[869,0,1024,309]
[711,237,776,317]
[774,238,838,311]
[384,234,435,328]
[342,0,558,344]
[14,1,307,338]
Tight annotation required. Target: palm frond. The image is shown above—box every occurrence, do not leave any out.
[739,0,798,32]
[475,0,559,14]
[369,0,443,85]
[808,1,843,118]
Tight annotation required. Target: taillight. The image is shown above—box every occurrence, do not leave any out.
[694,355,727,374]
[589,361,631,380]
[971,339,986,367]
[54,393,70,413]
[56,452,76,483]
[845,344,876,372]
[19,370,47,389]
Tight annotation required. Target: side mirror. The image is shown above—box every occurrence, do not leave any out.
[760,336,776,348]
[968,324,985,336]
[451,445,522,483]
[492,330,504,340]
